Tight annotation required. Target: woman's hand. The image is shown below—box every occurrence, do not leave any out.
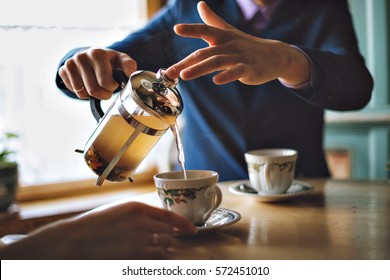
[0,202,196,259]
[166,1,310,86]
[58,48,137,100]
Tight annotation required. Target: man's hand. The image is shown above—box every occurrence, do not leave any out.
[59,48,137,99]
[166,1,310,86]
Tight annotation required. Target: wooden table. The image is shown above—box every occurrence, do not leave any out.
[2,178,390,260]
[119,178,390,260]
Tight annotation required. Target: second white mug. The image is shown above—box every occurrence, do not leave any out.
[245,149,298,194]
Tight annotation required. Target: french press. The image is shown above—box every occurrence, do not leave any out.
[77,69,183,186]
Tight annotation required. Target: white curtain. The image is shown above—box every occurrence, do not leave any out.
[0,0,149,184]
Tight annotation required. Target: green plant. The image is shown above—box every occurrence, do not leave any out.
[0,132,19,210]
[0,132,18,166]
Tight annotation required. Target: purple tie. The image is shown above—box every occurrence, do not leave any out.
[252,10,268,32]
[245,9,269,35]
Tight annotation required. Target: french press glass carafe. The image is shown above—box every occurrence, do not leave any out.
[77,69,183,186]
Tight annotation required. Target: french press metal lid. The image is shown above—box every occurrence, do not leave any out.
[128,69,183,118]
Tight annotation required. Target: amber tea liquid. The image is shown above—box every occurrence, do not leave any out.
[170,123,187,179]
[85,114,187,182]
[85,114,170,181]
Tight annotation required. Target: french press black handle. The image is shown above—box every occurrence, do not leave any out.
[90,70,129,122]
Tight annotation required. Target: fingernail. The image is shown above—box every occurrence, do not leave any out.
[166,247,174,253]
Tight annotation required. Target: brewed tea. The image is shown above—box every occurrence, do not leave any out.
[170,123,187,179]
[84,114,170,181]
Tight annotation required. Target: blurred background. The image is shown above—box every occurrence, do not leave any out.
[0,0,388,186]
[324,0,389,180]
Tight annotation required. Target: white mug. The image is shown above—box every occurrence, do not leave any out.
[153,170,222,225]
[245,149,297,194]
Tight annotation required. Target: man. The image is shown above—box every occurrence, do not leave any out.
[57,0,373,181]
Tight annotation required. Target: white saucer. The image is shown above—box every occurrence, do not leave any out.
[229,180,314,202]
[176,208,241,237]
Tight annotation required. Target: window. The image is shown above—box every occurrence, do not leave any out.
[0,0,150,185]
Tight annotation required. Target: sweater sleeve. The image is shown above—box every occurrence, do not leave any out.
[283,0,373,111]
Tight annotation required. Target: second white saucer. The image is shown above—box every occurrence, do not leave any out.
[229,180,315,202]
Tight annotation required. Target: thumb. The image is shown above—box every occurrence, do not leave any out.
[113,51,137,78]
[197,1,234,29]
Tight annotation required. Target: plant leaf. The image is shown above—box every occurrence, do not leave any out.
[5,133,18,139]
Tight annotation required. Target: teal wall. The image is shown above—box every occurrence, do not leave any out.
[324,0,390,179]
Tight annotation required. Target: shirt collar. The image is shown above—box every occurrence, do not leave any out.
[235,0,282,22]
